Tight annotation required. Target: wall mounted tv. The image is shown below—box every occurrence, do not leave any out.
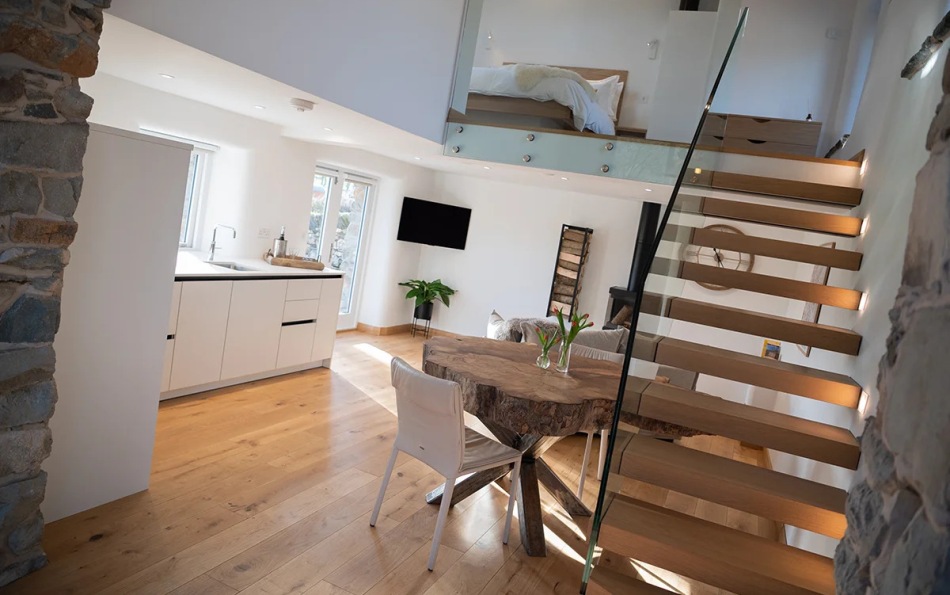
[397,197,471,250]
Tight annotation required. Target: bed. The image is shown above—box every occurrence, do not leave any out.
[467,64,628,135]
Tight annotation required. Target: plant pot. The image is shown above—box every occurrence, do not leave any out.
[414,301,434,321]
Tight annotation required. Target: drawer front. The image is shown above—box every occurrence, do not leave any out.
[277,322,317,369]
[702,113,727,136]
[724,115,821,146]
[697,134,724,149]
[286,279,323,301]
[283,299,320,323]
[721,136,817,157]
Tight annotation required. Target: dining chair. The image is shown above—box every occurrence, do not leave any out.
[370,357,523,571]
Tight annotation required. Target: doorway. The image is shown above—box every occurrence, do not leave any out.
[307,166,375,330]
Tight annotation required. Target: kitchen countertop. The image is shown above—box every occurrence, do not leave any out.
[175,251,344,280]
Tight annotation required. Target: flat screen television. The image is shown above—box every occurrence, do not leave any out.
[397,197,471,250]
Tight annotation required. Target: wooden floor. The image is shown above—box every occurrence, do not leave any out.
[6,331,778,595]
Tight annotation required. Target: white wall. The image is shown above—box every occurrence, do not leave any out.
[764,0,950,556]
[474,0,677,130]
[83,73,436,330]
[414,173,645,336]
[106,0,466,143]
[648,10,718,142]
[713,0,857,153]
[46,127,191,521]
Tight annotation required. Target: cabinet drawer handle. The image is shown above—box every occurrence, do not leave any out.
[282,319,316,327]
[748,139,767,144]
[752,118,771,124]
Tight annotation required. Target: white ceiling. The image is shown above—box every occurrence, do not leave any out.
[96,14,667,202]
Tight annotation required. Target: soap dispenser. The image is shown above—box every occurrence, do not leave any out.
[273,226,288,257]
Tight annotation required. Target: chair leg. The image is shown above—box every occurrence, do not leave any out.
[428,474,456,571]
[370,446,398,527]
[596,429,609,481]
[577,431,593,498]
[503,459,522,545]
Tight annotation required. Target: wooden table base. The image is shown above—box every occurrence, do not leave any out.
[425,424,590,557]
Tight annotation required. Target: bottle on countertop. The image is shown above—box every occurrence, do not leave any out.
[273,226,288,257]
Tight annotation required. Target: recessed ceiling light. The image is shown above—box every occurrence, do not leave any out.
[413,156,422,160]
[253,105,266,110]
[159,73,175,79]
[560,176,569,181]
[323,127,333,132]
[483,166,491,170]
[644,188,653,192]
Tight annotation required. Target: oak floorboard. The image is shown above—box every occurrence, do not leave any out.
[5,332,790,595]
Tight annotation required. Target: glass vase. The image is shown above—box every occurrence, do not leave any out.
[536,350,551,370]
[556,343,572,373]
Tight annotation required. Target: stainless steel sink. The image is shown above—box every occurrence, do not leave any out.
[206,261,258,272]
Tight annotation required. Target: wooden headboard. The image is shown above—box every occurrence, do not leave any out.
[503,63,630,122]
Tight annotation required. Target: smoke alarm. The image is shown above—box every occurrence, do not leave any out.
[290,98,315,112]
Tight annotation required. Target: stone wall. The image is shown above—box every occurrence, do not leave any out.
[835,59,950,592]
[0,0,109,587]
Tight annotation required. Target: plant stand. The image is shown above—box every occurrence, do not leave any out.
[410,316,431,339]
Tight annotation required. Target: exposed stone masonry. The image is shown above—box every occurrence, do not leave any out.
[0,0,109,587]
[834,59,950,593]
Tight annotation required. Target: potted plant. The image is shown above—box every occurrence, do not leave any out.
[398,278,456,320]
[553,308,594,373]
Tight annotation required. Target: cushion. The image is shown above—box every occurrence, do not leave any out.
[521,318,560,345]
[572,343,624,364]
[486,310,524,342]
[588,75,623,121]
[574,327,627,353]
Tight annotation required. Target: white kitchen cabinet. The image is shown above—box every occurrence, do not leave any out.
[161,339,174,392]
[312,277,343,362]
[169,280,233,390]
[221,279,288,380]
[286,278,323,301]
[283,298,320,323]
[277,322,317,368]
[168,282,182,336]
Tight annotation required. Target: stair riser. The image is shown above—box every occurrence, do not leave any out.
[666,298,862,355]
[638,390,861,469]
[684,196,864,237]
[599,527,831,595]
[653,341,862,408]
[682,226,863,270]
[619,452,846,538]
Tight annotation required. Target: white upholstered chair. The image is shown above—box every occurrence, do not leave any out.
[370,357,523,571]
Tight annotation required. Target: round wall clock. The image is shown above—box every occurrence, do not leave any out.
[679,224,755,291]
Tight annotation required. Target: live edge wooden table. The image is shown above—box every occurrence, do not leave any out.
[421,336,628,557]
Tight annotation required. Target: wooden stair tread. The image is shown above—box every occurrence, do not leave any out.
[668,224,863,270]
[654,337,862,407]
[663,260,863,309]
[707,171,863,207]
[635,382,860,469]
[600,494,836,595]
[665,297,862,355]
[588,566,674,595]
[619,435,847,538]
[680,196,863,237]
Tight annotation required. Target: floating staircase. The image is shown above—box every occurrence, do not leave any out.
[585,164,865,594]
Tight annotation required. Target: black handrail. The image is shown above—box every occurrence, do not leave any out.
[579,7,750,592]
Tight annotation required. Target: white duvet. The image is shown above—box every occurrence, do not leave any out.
[470,65,616,135]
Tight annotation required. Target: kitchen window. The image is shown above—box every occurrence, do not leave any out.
[178,149,211,247]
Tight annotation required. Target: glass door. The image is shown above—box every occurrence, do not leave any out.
[308,168,374,330]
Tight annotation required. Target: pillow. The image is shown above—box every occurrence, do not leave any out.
[486,310,524,342]
[588,75,623,121]
[521,318,560,345]
[572,343,624,364]
[573,327,627,353]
